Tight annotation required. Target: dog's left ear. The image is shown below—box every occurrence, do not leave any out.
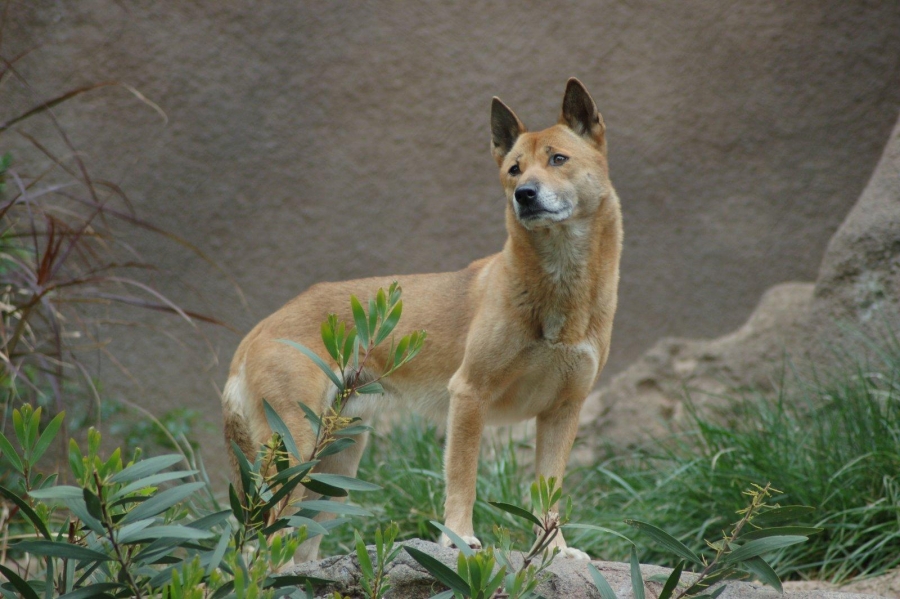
[560,78,606,152]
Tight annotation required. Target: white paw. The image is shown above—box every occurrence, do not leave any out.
[440,533,483,550]
[558,547,590,560]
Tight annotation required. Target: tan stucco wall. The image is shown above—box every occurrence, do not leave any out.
[5,1,900,479]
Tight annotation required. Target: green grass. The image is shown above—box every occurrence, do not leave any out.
[324,353,900,583]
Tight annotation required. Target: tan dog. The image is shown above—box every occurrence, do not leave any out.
[222,78,622,562]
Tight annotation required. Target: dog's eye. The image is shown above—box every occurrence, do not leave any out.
[508,164,521,176]
[550,154,568,166]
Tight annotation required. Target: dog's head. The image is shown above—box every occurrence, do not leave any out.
[491,79,612,229]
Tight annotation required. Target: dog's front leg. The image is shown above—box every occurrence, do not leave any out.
[535,397,591,560]
[440,376,485,550]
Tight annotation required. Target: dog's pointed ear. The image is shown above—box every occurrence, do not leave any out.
[491,97,526,166]
[560,78,606,151]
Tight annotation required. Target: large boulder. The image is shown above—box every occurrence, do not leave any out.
[583,114,900,444]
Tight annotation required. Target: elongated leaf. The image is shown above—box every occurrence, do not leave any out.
[278,339,343,389]
[317,437,356,458]
[31,412,65,464]
[563,523,635,545]
[83,489,103,521]
[335,424,372,437]
[296,401,323,436]
[285,516,329,537]
[321,320,339,362]
[658,560,684,599]
[587,563,617,599]
[111,470,199,500]
[229,484,245,524]
[356,531,375,580]
[307,473,381,492]
[404,546,470,595]
[0,564,39,599]
[429,521,474,557]
[230,440,255,501]
[630,546,645,599]
[375,301,403,345]
[488,501,542,527]
[302,477,348,498]
[738,526,822,541]
[0,485,50,539]
[625,520,703,565]
[29,485,84,501]
[206,521,232,576]
[742,556,782,592]
[189,509,232,531]
[263,399,302,461]
[692,585,728,599]
[263,575,333,589]
[356,382,384,395]
[429,592,455,599]
[350,296,369,348]
[16,540,110,562]
[120,481,207,525]
[63,497,104,535]
[119,525,214,544]
[109,454,183,484]
[724,535,808,563]
[751,506,815,527]
[0,432,23,473]
[58,583,124,599]
[296,500,371,516]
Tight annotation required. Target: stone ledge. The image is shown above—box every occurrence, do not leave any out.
[285,538,887,599]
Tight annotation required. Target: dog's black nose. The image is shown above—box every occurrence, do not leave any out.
[514,184,538,206]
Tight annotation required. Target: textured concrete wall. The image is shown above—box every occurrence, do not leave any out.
[4,1,900,478]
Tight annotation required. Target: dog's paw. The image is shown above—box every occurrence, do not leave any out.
[440,533,483,550]
[558,547,590,560]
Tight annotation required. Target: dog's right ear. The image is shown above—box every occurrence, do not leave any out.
[491,97,526,166]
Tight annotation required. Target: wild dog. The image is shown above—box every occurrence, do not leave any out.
[222,78,622,562]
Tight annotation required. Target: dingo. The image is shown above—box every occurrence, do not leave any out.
[223,78,622,561]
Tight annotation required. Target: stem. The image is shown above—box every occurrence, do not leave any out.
[94,472,143,599]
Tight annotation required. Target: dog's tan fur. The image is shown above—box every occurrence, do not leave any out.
[222,78,622,561]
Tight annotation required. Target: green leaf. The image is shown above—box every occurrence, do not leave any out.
[355,530,375,581]
[429,521,474,557]
[630,546,645,599]
[296,401,323,437]
[375,301,403,345]
[278,339,343,390]
[111,469,199,500]
[488,501,542,527]
[751,506,815,527]
[57,583,124,599]
[738,526,823,541]
[563,523,635,545]
[83,489,103,521]
[658,560,684,599]
[0,431,23,474]
[404,546,470,595]
[16,540,111,562]
[31,412,64,465]
[263,399,302,461]
[0,485,50,539]
[119,525,215,544]
[321,320,340,362]
[307,473,381,492]
[206,522,232,576]
[285,516,329,537]
[742,556,782,592]
[296,499,371,516]
[626,519,703,565]
[350,296,369,348]
[263,575,334,589]
[302,477,348,498]
[109,454,183,484]
[229,484,245,524]
[341,328,358,370]
[356,382,384,395]
[316,437,356,458]
[336,424,372,437]
[29,486,85,501]
[724,535,808,563]
[587,563,617,599]
[63,497,104,535]
[0,564,39,599]
[120,481,207,525]
[230,440,255,501]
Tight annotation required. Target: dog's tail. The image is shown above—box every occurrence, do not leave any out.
[222,367,256,499]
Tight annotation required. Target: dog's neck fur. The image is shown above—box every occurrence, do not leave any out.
[502,196,622,344]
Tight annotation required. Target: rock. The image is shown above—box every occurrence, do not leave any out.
[284,538,888,598]
[582,113,900,446]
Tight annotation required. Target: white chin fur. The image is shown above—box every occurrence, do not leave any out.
[558,547,591,560]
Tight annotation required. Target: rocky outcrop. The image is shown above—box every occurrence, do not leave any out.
[583,113,900,445]
[285,538,886,598]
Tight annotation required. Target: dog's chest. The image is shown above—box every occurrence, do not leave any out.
[485,339,599,425]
